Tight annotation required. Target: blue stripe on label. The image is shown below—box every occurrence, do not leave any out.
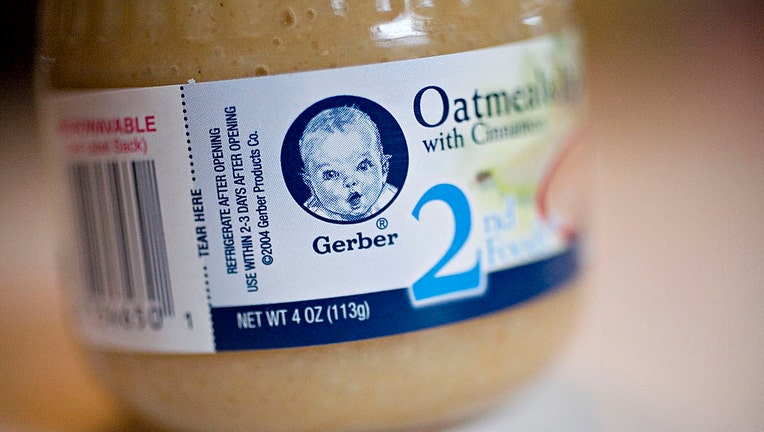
[211,245,577,351]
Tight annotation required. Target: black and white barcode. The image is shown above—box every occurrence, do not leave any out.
[69,160,174,318]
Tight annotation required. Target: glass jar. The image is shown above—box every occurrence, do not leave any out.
[37,1,586,431]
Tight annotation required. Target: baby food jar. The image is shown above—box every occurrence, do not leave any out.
[37,1,587,431]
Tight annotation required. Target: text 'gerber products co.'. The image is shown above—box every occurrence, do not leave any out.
[37,1,587,431]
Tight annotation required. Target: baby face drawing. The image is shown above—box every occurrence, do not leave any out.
[303,129,388,220]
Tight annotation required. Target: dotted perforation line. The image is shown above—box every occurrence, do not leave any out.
[180,86,196,182]
[203,264,214,351]
[203,265,211,303]
[180,85,215,350]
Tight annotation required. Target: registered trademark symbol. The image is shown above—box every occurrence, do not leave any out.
[376,218,389,230]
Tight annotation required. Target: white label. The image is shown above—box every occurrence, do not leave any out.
[43,34,585,353]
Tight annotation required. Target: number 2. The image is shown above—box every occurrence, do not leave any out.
[411,184,481,303]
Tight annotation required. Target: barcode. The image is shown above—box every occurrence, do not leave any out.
[69,160,174,318]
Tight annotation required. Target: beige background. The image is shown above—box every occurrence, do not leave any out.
[1,1,762,431]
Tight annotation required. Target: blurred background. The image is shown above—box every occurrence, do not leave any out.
[1,1,763,431]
